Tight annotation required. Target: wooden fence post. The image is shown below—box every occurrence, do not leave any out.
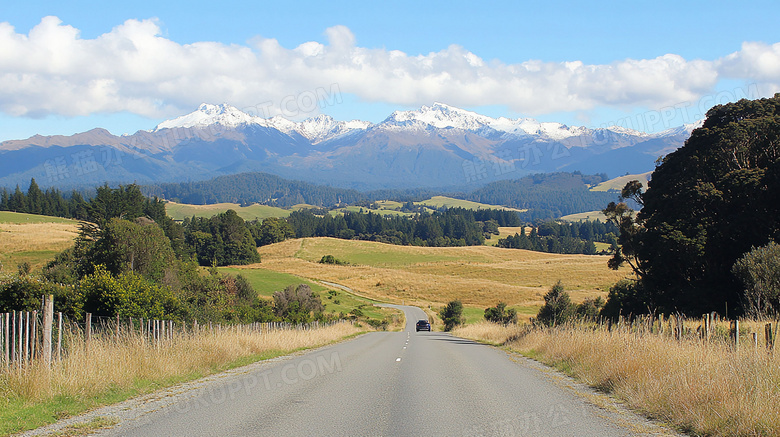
[3,312,7,366]
[31,310,38,360]
[42,295,53,366]
[85,313,92,346]
[57,312,62,362]
[25,311,30,363]
[766,323,774,351]
[731,319,739,349]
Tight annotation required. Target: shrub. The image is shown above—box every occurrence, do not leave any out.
[600,279,648,320]
[484,302,518,325]
[732,241,780,318]
[440,299,465,331]
[536,281,575,326]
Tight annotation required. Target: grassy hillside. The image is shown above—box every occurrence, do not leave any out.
[416,196,525,211]
[0,212,80,272]
[590,171,651,192]
[165,202,291,221]
[252,237,631,321]
[559,210,608,222]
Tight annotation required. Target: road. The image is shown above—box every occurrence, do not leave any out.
[84,305,675,437]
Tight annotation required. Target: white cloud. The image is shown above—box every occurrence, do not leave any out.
[0,17,777,120]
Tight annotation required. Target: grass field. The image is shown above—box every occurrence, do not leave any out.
[253,237,631,321]
[590,172,651,192]
[416,196,526,212]
[0,212,80,272]
[559,210,608,222]
[165,202,291,221]
[219,266,402,324]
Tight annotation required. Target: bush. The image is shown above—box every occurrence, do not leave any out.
[319,255,349,265]
[732,241,780,318]
[439,300,465,331]
[576,297,605,320]
[536,281,575,326]
[484,302,518,325]
[600,279,648,320]
[272,284,324,323]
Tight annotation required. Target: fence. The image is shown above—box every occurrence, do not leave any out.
[0,295,340,370]
[599,312,777,351]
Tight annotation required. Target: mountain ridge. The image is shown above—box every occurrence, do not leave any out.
[0,102,696,190]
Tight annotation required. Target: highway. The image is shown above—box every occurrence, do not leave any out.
[88,305,676,436]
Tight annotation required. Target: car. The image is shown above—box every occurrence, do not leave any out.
[416,319,431,332]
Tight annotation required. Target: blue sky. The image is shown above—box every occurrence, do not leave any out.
[1,0,779,140]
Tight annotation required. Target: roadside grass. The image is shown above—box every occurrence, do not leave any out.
[0,322,363,436]
[454,320,780,437]
[256,238,628,314]
[164,202,291,221]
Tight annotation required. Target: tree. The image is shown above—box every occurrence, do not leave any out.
[273,284,324,323]
[27,178,43,215]
[605,94,780,315]
[253,217,295,246]
[484,302,517,325]
[536,281,575,326]
[439,299,465,331]
[732,241,780,318]
[84,218,178,282]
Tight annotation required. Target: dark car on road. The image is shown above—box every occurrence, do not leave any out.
[416,319,431,332]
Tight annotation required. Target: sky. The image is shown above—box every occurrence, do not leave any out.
[1,0,779,141]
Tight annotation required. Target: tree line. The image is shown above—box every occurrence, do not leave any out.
[497,219,618,255]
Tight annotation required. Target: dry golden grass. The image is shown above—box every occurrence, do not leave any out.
[455,321,780,437]
[1,322,361,404]
[0,223,79,254]
[254,237,629,312]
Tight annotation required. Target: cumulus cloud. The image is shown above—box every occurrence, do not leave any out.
[0,16,776,120]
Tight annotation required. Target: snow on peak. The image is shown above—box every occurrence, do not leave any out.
[153,104,369,142]
[296,115,371,142]
[385,102,494,130]
[154,103,256,131]
[382,102,592,140]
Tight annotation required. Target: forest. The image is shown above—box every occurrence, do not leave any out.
[497,219,618,255]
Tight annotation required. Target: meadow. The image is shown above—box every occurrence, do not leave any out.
[0,212,80,272]
[164,202,292,221]
[253,237,630,319]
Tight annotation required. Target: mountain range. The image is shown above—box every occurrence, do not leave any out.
[0,103,696,190]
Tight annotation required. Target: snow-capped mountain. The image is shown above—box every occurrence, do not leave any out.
[153,103,370,144]
[0,103,695,190]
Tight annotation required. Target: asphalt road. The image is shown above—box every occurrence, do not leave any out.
[88,305,676,437]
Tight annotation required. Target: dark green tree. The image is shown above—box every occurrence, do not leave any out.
[484,302,517,325]
[536,281,575,326]
[26,178,43,215]
[605,94,780,315]
[439,299,465,331]
[732,241,780,318]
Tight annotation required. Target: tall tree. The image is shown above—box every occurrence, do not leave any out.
[26,178,43,215]
[606,94,780,315]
